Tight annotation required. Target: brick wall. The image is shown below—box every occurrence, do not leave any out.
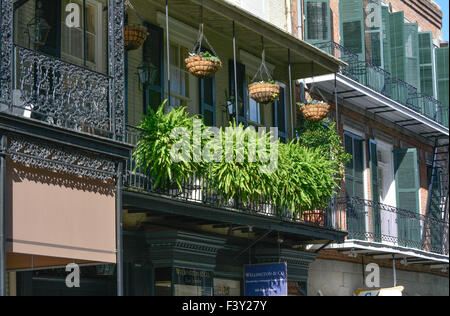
[383,0,443,43]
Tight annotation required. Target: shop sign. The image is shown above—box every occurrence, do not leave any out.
[244,263,287,296]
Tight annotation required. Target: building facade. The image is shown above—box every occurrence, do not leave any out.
[296,0,449,296]
[1,0,448,296]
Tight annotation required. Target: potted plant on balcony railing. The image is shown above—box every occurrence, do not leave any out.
[297,99,331,122]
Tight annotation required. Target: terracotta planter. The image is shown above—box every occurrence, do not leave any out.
[299,102,330,122]
[124,25,148,51]
[185,55,222,78]
[303,210,326,226]
[248,82,280,104]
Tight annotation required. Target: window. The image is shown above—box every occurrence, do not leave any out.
[61,0,104,72]
[166,43,191,109]
[246,75,263,125]
[274,83,287,143]
[305,0,330,43]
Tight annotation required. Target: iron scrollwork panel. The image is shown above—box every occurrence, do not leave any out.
[0,0,14,106]
[16,47,111,134]
[8,135,117,181]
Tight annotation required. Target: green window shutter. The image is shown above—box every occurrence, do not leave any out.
[229,60,247,126]
[340,0,365,61]
[369,140,381,242]
[344,132,366,240]
[143,23,165,114]
[435,47,449,110]
[304,0,331,44]
[364,0,383,67]
[389,11,405,81]
[394,148,421,248]
[381,6,391,73]
[404,23,421,92]
[418,32,435,98]
[273,85,287,143]
[200,77,216,127]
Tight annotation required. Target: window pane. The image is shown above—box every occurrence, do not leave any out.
[307,2,328,41]
[343,21,363,54]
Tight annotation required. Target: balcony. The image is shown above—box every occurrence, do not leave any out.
[310,41,449,131]
[123,125,346,241]
[0,0,126,141]
[328,197,449,257]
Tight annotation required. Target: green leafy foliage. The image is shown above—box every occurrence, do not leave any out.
[135,102,345,218]
[296,119,351,181]
[134,100,200,190]
[273,142,338,216]
[202,121,277,205]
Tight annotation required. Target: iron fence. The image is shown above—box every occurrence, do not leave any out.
[330,197,449,256]
[314,41,448,128]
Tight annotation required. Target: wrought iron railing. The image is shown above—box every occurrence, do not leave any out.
[9,45,113,137]
[0,0,126,140]
[124,125,340,228]
[329,197,449,256]
[313,41,359,81]
[313,41,449,129]
[353,61,392,98]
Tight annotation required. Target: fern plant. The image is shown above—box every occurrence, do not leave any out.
[134,100,201,190]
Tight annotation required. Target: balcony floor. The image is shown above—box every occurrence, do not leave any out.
[122,189,348,246]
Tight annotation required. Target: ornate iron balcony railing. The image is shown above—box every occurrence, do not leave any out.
[11,45,112,137]
[313,41,449,129]
[124,125,338,228]
[329,197,449,256]
[0,0,126,141]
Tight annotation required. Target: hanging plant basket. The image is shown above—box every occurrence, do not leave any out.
[248,82,280,104]
[185,54,222,78]
[298,100,330,122]
[124,24,148,51]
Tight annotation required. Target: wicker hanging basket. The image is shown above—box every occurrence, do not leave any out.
[185,55,222,78]
[124,25,148,51]
[248,82,280,104]
[299,102,331,122]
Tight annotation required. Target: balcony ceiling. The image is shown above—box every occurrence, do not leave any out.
[147,0,346,78]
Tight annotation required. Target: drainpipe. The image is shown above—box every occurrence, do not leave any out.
[296,0,303,40]
[0,135,7,297]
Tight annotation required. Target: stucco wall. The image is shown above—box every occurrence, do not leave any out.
[308,258,449,296]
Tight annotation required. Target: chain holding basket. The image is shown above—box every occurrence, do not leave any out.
[124,0,148,51]
[248,38,280,104]
[297,64,330,122]
[185,22,222,78]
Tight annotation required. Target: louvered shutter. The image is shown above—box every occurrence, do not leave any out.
[369,140,381,241]
[304,0,331,44]
[364,0,383,67]
[381,6,391,73]
[404,23,421,92]
[340,0,365,61]
[435,47,449,127]
[389,11,405,82]
[229,60,247,126]
[419,32,435,98]
[394,149,421,248]
[344,133,366,240]
[200,77,216,127]
[143,23,165,114]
